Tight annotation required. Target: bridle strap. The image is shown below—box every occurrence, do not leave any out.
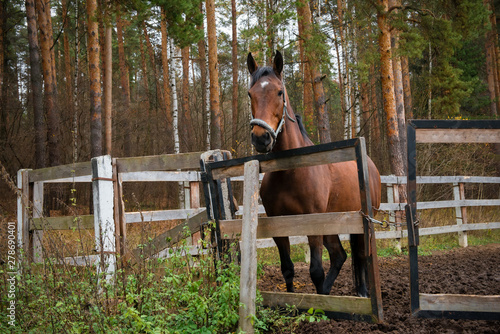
[250,85,295,141]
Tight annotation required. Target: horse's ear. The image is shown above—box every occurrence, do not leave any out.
[273,50,283,78]
[247,53,258,75]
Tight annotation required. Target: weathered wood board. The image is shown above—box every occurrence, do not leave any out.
[220,211,363,239]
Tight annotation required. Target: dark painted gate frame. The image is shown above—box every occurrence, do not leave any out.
[406,119,500,320]
[200,137,384,323]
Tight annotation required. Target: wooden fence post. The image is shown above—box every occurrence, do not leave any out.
[32,181,44,263]
[17,169,31,261]
[92,155,116,283]
[453,182,468,247]
[238,160,260,334]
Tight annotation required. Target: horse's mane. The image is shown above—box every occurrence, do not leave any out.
[250,66,309,141]
[294,114,309,140]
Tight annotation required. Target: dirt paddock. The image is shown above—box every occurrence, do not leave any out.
[258,243,500,333]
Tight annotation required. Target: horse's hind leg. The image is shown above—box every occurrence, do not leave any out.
[307,236,326,294]
[322,235,347,295]
[350,234,369,297]
[273,237,295,292]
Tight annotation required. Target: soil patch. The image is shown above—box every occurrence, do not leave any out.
[258,244,500,333]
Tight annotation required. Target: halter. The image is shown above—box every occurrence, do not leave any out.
[250,85,296,141]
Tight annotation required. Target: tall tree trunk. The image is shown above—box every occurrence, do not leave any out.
[197,3,209,150]
[265,0,274,64]
[170,42,180,155]
[36,0,60,166]
[0,1,4,148]
[336,0,350,139]
[297,13,315,139]
[377,0,405,179]
[62,0,74,125]
[143,20,163,154]
[231,0,238,152]
[104,12,112,155]
[401,56,413,119]
[389,0,407,171]
[181,46,192,152]
[484,0,498,116]
[160,8,173,153]
[139,28,151,154]
[87,0,102,158]
[206,0,222,149]
[117,8,131,156]
[26,0,46,168]
[297,0,331,143]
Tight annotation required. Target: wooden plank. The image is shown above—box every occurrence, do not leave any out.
[211,146,356,180]
[381,175,500,184]
[44,175,91,183]
[381,199,500,211]
[261,291,373,316]
[420,293,500,313]
[453,183,468,247]
[119,171,201,182]
[220,211,363,239]
[416,128,500,143]
[30,215,95,230]
[418,222,500,235]
[29,161,91,182]
[130,209,208,261]
[124,208,205,223]
[115,151,203,172]
[92,155,116,282]
[17,169,31,258]
[238,160,260,334]
[32,182,44,263]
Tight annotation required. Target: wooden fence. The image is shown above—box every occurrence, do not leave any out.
[405,119,500,321]
[17,152,207,270]
[17,157,500,267]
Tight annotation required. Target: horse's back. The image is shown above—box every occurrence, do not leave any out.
[261,158,381,216]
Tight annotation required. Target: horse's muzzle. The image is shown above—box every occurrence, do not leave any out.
[251,131,274,153]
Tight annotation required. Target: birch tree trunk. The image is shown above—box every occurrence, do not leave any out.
[206,0,222,149]
[170,42,180,155]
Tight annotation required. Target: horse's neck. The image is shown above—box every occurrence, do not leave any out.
[273,105,309,152]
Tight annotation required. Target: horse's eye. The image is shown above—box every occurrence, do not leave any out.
[278,90,283,97]
[248,92,252,98]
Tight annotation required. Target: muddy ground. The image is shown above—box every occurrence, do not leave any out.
[258,243,500,333]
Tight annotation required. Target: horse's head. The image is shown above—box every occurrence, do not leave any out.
[247,51,292,153]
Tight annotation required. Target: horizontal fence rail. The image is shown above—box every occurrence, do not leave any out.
[18,153,499,264]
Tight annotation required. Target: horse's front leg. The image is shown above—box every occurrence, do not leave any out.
[350,234,369,297]
[273,236,295,292]
[308,236,326,294]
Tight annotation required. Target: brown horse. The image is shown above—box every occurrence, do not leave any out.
[247,51,381,296]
